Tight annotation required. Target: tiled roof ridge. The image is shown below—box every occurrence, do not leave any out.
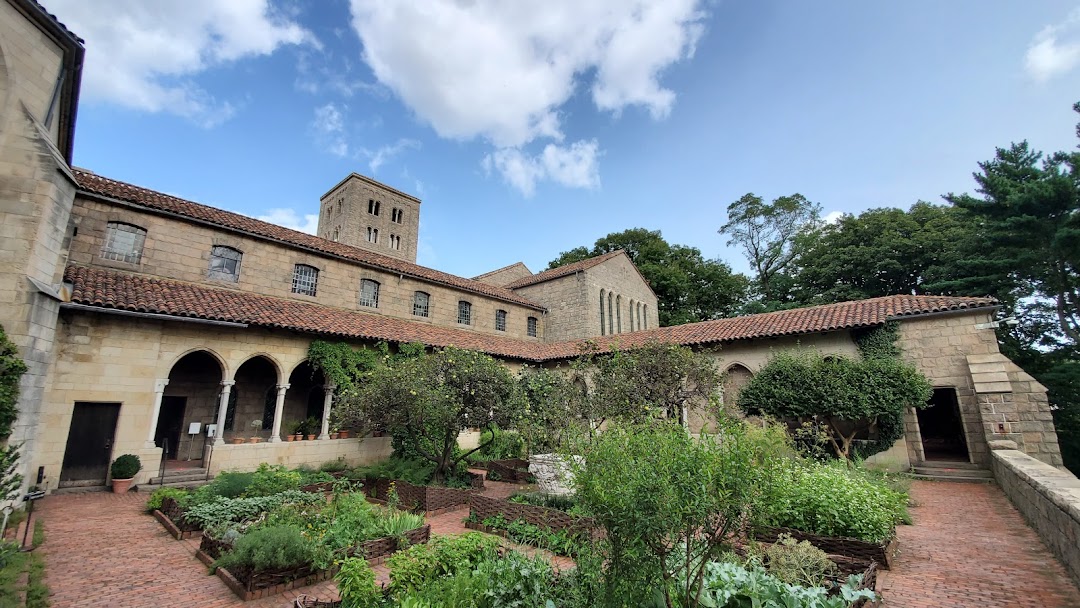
[72,170,546,311]
[63,264,998,363]
[472,261,532,281]
[506,250,625,289]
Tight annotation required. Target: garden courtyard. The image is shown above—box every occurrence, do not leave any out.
[28,476,1080,607]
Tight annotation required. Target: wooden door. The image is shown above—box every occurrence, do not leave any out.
[60,402,120,486]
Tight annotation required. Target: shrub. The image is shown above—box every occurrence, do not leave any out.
[507,491,577,513]
[0,324,28,439]
[319,459,349,473]
[386,532,500,596]
[572,419,779,607]
[396,550,556,608]
[354,455,473,488]
[761,534,838,587]
[474,427,525,460]
[110,454,141,479]
[145,487,188,512]
[336,558,381,608]
[215,524,314,573]
[245,463,301,497]
[189,471,254,506]
[763,460,909,543]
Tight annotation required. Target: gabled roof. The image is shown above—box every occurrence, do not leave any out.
[506,251,625,289]
[72,170,545,311]
[63,264,998,363]
[473,262,532,282]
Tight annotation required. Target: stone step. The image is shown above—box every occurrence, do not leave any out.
[909,473,995,484]
[147,472,208,485]
[911,466,992,478]
[915,460,983,471]
[136,479,210,491]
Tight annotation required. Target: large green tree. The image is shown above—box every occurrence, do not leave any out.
[547,228,748,326]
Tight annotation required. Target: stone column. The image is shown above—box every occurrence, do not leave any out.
[269,384,290,443]
[145,378,170,448]
[318,383,335,440]
[212,380,235,446]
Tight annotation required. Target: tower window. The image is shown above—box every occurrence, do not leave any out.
[367,227,379,243]
[457,301,472,325]
[391,208,404,223]
[389,234,401,250]
[360,279,380,308]
[208,246,242,282]
[101,222,146,264]
[527,316,537,337]
[368,199,381,215]
[413,291,430,317]
[644,304,648,329]
[495,310,507,331]
[291,264,319,296]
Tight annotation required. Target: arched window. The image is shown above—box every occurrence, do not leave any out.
[527,316,538,337]
[413,291,430,317]
[599,289,606,336]
[629,299,635,331]
[291,264,319,296]
[643,304,648,329]
[359,279,380,307]
[608,292,614,335]
[457,301,472,325]
[637,303,643,329]
[368,199,376,214]
[616,295,622,333]
[375,201,381,216]
[208,246,242,282]
[101,222,146,264]
[495,310,507,331]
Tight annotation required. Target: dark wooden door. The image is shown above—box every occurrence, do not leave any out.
[155,396,186,459]
[60,402,120,485]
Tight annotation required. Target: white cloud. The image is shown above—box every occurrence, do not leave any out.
[364,139,421,174]
[823,210,844,224]
[482,140,600,197]
[348,0,705,193]
[311,103,350,156]
[1025,8,1080,82]
[256,208,319,234]
[48,0,314,126]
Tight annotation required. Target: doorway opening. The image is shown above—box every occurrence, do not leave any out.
[60,402,121,487]
[917,388,970,462]
[154,396,186,459]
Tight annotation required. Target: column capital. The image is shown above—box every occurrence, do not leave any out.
[220,380,236,387]
[276,383,291,393]
[323,383,336,394]
[153,378,170,393]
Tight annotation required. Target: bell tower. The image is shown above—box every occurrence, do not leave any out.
[317,173,421,263]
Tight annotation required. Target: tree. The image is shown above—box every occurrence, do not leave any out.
[736,350,932,460]
[548,228,749,326]
[516,365,586,454]
[719,193,821,304]
[335,346,519,484]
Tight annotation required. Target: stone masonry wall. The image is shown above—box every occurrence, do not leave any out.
[318,174,420,263]
[897,312,998,467]
[513,272,586,342]
[67,197,543,341]
[583,254,659,337]
[992,449,1080,587]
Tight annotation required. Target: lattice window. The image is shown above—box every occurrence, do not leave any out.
[495,310,507,331]
[208,246,242,282]
[457,301,472,325]
[527,316,537,337]
[101,222,146,264]
[292,264,319,296]
[413,291,430,317]
[360,279,380,308]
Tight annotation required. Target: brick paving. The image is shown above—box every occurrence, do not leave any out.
[878,480,1080,608]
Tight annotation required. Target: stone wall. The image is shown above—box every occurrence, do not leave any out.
[67,197,543,340]
[318,173,420,263]
[991,448,1080,587]
[513,272,586,342]
[206,436,393,476]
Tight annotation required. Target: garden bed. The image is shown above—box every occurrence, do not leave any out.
[469,494,593,535]
[485,458,535,484]
[152,497,201,540]
[361,472,484,513]
[752,526,897,569]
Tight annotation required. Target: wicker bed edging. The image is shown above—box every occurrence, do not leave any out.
[361,473,484,513]
[753,526,898,570]
[485,459,535,484]
[153,496,201,540]
[469,494,595,536]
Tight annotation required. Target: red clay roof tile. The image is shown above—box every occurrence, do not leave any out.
[505,251,624,289]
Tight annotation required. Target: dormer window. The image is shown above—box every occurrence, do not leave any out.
[101,222,146,264]
[208,246,242,282]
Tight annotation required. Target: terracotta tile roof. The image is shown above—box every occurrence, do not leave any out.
[72,170,545,311]
[505,251,625,289]
[63,265,543,360]
[63,265,998,363]
[472,261,531,281]
[534,294,1000,359]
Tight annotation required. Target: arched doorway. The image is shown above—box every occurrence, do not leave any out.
[723,364,754,408]
[161,351,223,462]
[232,356,280,442]
[285,361,328,437]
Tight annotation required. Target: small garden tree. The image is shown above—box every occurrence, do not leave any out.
[516,365,586,454]
[575,340,723,431]
[736,349,932,460]
[335,346,520,484]
[0,324,28,439]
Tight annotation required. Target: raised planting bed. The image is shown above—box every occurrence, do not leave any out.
[294,595,342,608]
[486,459,535,484]
[361,472,484,514]
[469,494,594,536]
[753,526,897,570]
[152,496,201,540]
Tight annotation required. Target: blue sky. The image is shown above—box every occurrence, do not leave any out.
[50,1,1080,279]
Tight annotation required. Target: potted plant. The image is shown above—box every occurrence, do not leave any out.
[304,416,319,440]
[285,419,301,442]
[248,419,263,443]
[229,436,245,445]
[110,454,141,493]
[338,428,350,439]
[329,422,340,440]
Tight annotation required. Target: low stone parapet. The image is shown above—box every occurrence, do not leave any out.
[991,449,1080,586]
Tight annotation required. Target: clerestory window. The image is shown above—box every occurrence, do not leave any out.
[101,222,146,264]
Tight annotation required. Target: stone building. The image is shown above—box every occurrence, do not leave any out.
[0,0,1063,494]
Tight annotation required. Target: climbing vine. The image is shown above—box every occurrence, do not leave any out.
[854,321,902,360]
[306,340,427,395]
[0,324,28,439]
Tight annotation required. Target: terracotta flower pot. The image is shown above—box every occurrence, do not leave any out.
[294,433,303,441]
[285,434,295,442]
[249,437,262,444]
[330,432,340,439]
[112,478,134,493]
[338,430,350,439]
[306,434,316,440]
[230,437,245,445]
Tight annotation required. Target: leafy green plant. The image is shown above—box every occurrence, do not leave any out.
[189,471,255,505]
[215,524,315,573]
[763,459,908,543]
[0,324,28,439]
[761,534,838,588]
[693,561,875,608]
[386,532,500,597]
[0,443,23,503]
[336,557,382,608]
[481,516,581,557]
[145,487,189,512]
[507,491,578,513]
[320,459,349,473]
[183,490,322,530]
[396,550,556,608]
[109,454,141,479]
[244,463,301,496]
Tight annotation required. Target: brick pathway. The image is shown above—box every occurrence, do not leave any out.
[878,480,1080,608]
[35,475,539,607]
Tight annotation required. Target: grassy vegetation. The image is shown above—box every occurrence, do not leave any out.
[0,519,49,608]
